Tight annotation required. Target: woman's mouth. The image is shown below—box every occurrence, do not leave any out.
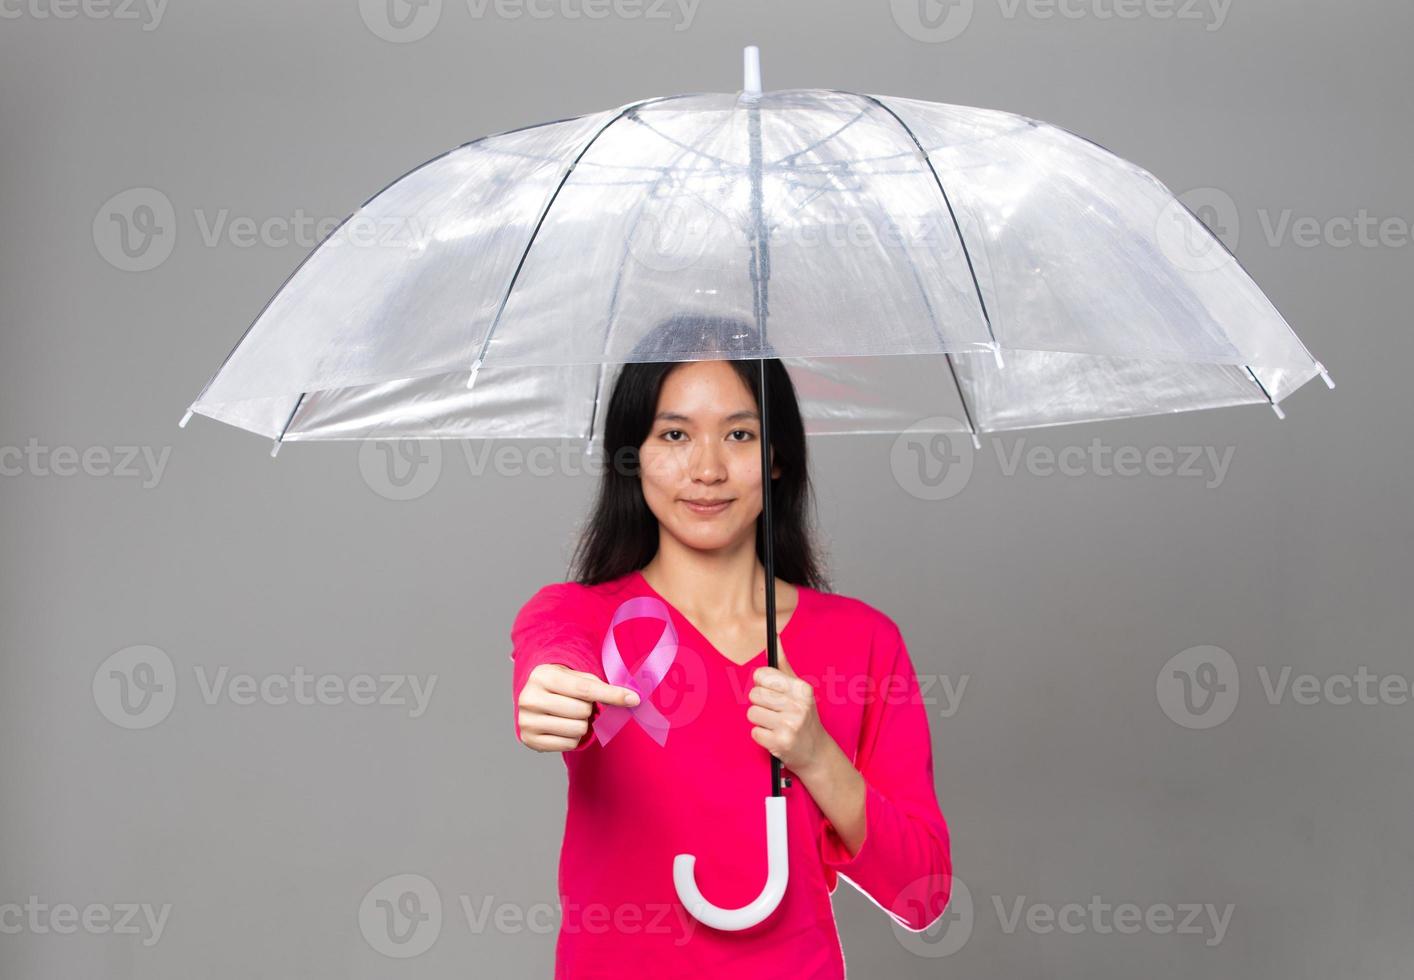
[682,499,732,515]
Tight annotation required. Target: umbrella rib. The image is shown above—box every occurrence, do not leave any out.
[585,109,744,451]
[1169,193,1330,392]
[620,100,909,179]
[1040,118,1330,395]
[866,207,983,440]
[1242,365,1286,418]
[271,391,308,456]
[875,228,983,440]
[824,131,982,442]
[836,91,1002,364]
[180,111,596,425]
[944,354,981,441]
[465,94,698,389]
[771,101,874,168]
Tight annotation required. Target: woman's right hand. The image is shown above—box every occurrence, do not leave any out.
[516,663,641,752]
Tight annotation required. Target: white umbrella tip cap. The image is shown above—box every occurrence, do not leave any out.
[742,46,761,96]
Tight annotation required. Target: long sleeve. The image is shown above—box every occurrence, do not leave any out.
[509,582,604,753]
[817,617,953,932]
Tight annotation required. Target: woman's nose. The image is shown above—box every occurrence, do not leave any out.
[691,442,726,482]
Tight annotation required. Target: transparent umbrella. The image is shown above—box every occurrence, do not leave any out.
[180,46,1332,930]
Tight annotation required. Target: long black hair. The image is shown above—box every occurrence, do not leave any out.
[568,312,830,592]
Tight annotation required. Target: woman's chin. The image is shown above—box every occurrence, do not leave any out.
[671,525,743,551]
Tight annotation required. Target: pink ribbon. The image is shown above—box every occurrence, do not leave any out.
[592,596,679,747]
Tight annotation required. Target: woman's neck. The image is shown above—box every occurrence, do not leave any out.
[641,537,789,625]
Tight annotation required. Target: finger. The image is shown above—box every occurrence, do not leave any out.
[520,709,590,740]
[543,669,641,707]
[747,685,788,709]
[746,705,781,729]
[749,726,781,756]
[521,689,595,720]
[752,666,792,693]
[527,733,583,753]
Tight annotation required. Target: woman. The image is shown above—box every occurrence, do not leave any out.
[510,313,951,978]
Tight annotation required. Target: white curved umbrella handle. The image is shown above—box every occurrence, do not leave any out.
[673,795,789,931]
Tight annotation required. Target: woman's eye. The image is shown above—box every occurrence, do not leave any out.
[659,429,753,442]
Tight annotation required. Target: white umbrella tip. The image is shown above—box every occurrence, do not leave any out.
[178,409,192,429]
[742,46,762,97]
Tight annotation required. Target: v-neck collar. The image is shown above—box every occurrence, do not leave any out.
[630,568,810,670]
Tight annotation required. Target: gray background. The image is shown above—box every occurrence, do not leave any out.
[2,0,1411,976]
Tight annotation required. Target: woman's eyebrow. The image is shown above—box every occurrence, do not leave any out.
[654,410,761,422]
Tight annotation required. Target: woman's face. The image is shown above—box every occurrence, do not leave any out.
[638,360,780,554]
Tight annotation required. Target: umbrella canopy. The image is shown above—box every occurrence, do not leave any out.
[180,54,1331,454]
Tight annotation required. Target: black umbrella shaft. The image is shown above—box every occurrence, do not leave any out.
[758,357,782,799]
[746,93,784,799]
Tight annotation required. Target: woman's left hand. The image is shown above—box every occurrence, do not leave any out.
[747,638,830,776]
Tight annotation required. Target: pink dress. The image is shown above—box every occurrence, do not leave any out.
[509,569,952,978]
